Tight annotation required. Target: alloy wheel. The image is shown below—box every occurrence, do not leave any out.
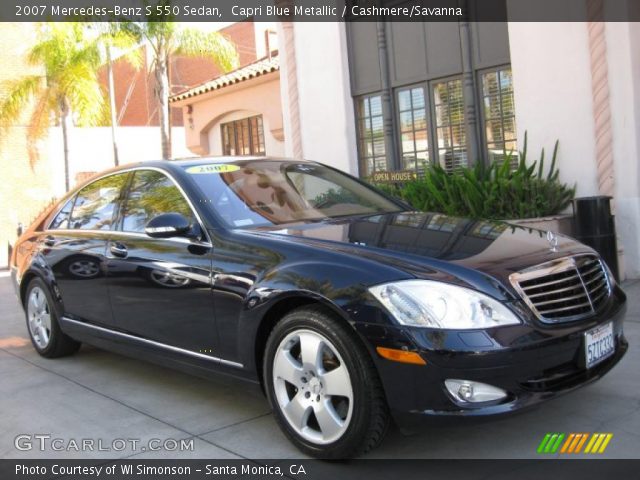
[272,329,353,445]
[27,286,51,349]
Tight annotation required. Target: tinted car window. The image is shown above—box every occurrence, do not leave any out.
[120,170,196,233]
[49,197,75,230]
[69,174,128,230]
[184,161,401,227]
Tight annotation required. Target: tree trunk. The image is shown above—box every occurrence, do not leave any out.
[60,98,72,192]
[155,47,172,160]
[106,45,119,166]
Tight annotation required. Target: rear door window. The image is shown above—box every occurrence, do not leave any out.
[68,174,129,231]
[48,197,75,230]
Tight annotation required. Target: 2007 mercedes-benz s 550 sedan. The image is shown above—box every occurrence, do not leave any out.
[11,158,627,457]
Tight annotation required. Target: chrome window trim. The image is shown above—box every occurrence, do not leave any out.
[60,316,243,369]
[43,229,210,247]
[45,166,212,246]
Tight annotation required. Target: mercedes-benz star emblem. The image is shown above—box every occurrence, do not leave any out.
[546,230,559,252]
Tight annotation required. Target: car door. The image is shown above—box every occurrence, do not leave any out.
[43,172,130,328]
[105,168,218,356]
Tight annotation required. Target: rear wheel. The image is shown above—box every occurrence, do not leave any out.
[24,278,80,358]
[264,306,390,458]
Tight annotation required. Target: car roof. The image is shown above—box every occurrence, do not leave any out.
[101,156,312,174]
[69,157,316,194]
[163,156,312,168]
[172,155,301,166]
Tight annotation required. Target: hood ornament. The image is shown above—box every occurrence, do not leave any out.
[546,230,559,252]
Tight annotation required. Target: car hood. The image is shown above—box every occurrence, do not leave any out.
[249,212,593,297]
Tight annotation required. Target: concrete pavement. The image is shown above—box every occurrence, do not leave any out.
[1,274,638,459]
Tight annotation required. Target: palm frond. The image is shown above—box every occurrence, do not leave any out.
[174,28,240,72]
[109,31,144,70]
[64,65,105,126]
[26,89,54,167]
[0,76,44,127]
[92,23,144,70]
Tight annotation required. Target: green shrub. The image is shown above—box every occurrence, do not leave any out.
[371,135,575,220]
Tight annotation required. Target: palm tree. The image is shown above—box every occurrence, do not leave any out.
[91,23,142,166]
[0,23,105,191]
[120,18,239,159]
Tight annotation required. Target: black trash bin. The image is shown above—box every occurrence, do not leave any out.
[572,196,620,282]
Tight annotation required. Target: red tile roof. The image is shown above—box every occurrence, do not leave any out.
[169,55,280,103]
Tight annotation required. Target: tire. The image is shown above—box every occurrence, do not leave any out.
[24,278,81,358]
[263,306,390,458]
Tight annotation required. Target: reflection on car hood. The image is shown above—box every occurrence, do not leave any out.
[251,212,593,288]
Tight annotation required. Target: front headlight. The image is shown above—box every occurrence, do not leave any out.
[369,280,520,329]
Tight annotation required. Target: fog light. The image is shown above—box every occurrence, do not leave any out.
[458,383,474,400]
[445,379,507,403]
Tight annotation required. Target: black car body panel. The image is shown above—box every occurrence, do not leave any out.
[10,158,627,432]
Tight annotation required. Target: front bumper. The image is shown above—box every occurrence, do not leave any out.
[362,288,628,432]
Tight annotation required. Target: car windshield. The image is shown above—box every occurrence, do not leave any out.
[184,160,402,228]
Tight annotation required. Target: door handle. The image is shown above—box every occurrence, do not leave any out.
[109,242,128,258]
[43,235,56,247]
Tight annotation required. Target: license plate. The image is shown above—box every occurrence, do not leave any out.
[585,322,615,369]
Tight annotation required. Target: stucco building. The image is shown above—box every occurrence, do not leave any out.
[171,20,640,278]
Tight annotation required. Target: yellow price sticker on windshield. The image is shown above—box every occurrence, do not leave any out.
[186,164,240,174]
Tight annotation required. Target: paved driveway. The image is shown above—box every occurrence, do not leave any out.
[1,274,638,460]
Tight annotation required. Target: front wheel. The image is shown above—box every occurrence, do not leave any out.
[263,306,390,458]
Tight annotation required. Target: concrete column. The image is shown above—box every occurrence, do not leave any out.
[376,22,398,171]
[587,0,615,197]
[280,21,303,159]
[459,21,480,165]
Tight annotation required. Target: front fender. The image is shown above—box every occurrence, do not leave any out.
[234,260,414,375]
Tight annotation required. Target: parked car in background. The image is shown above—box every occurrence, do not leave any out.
[10,158,627,458]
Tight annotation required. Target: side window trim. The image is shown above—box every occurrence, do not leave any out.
[44,167,211,246]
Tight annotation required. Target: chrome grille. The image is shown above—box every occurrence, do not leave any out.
[509,255,611,323]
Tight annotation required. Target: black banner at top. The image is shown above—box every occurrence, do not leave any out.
[2,0,640,22]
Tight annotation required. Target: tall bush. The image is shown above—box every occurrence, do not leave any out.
[374,135,575,220]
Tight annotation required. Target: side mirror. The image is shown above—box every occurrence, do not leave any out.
[145,213,193,239]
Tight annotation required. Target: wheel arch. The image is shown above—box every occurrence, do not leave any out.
[19,269,49,306]
[19,265,61,315]
[253,293,359,391]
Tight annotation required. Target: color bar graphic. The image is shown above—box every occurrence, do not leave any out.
[538,433,613,454]
[537,433,565,453]
[584,433,614,454]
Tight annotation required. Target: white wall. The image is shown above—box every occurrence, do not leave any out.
[508,22,599,196]
[46,127,192,196]
[605,22,640,278]
[207,109,284,157]
[280,22,358,175]
[509,22,640,278]
[254,22,279,58]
